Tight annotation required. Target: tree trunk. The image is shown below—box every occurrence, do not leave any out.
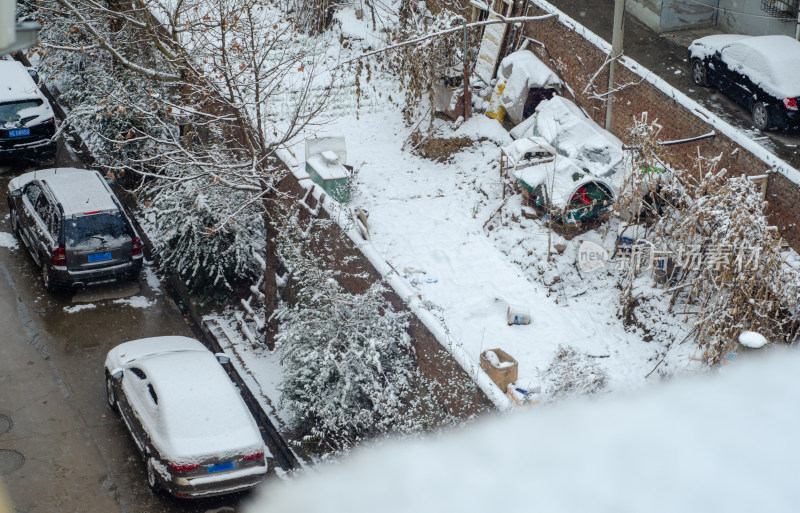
[261,187,280,350]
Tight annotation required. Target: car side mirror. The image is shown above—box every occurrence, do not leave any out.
[27,69,39,84]
[11,189,22,198]
[111,368,124,380]
[215,353,231,365]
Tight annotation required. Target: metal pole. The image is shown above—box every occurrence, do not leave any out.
[795,6,799,41]
[605,0,625,131]
[463,20,471,121]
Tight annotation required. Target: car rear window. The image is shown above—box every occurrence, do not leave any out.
[0,99,43,124]
[64,211,131,246]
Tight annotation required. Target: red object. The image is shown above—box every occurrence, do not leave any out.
[52,247,66,266]
[572,187,591,205]
[242,450,264,461]
[784,97,798,111]
[169,462,199,472]
[43,117,55,125]
[83,210,101,215]
[131,236,142,256]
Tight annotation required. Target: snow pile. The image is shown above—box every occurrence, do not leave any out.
[0,232,18,249]
[738,331,768,349]
[113,296,152,308]
[64,303,97,313]
[519,96,624,178]
[497,50,562,122]
[719,36,800,99]
[245,350,800,513]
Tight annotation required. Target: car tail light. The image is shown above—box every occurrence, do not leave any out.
[52,247,66,266]
[43,117,56,125]
[784,97,798,111]
[168,462,199,472]
[242,450,264,461]
[131,236,142,256]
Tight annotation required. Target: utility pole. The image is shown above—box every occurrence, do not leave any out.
[605,0,625,131]
[795,7,799,41]
[463,20,471,121]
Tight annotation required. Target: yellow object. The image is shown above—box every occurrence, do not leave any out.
[485,82,507,122]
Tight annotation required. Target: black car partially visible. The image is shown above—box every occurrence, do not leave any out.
[0,60,57,156]
[689,34,800,131]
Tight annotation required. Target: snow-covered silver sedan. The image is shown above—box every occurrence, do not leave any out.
[104,336,268,498]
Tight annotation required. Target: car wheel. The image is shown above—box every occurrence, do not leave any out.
[752,102,772,131]
[9,209,19,235]
[105,372,118,412]
[691,59,709,87]
[146,459,161,493]
[41,261,58,292]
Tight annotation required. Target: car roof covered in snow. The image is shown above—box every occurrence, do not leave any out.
[27,168,120,215]
[0,60,43,103]
[688,34,750,59]
[106,336,208,368]
[135,349,263,461]
[720,35,800,99]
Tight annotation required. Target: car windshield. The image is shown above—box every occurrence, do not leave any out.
[0,100,43,124]
[64,211,130,247]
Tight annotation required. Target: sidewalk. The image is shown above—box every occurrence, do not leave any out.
[535,0,800,168]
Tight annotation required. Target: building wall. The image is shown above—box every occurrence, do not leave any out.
[660,0,717,31]
[626,0,664,32]
[716,0,797,36]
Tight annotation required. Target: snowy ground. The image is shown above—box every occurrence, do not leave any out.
[295,108,701,398]
[203,3,707,435]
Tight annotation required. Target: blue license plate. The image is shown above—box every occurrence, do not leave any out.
[207,461,235,473]
[8,128,30,138]
[88,251,112,263]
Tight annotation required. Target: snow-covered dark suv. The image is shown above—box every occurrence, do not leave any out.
[689,35,800,131]
[7,168,143,291]
[0,59,57,156]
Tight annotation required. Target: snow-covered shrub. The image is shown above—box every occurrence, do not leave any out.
[616,115,800,365]
[141,181,263,300]
[274,215,468,451]
[276,271,417,449]
[540,346,607,399]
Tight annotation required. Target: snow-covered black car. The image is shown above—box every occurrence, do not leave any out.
[104,336,268,498]
[689,34,800,131]
[0,59,57,156]
[7,168,143,291]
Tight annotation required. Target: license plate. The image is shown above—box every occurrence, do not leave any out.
[207,461,235,473]
[88,251,112,263]
[8,128,30,138]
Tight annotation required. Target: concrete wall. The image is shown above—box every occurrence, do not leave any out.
[625,0,717,32]
[660,0,717,30]
[717,0,797,36]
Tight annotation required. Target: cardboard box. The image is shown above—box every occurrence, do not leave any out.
[480,348,519,392]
